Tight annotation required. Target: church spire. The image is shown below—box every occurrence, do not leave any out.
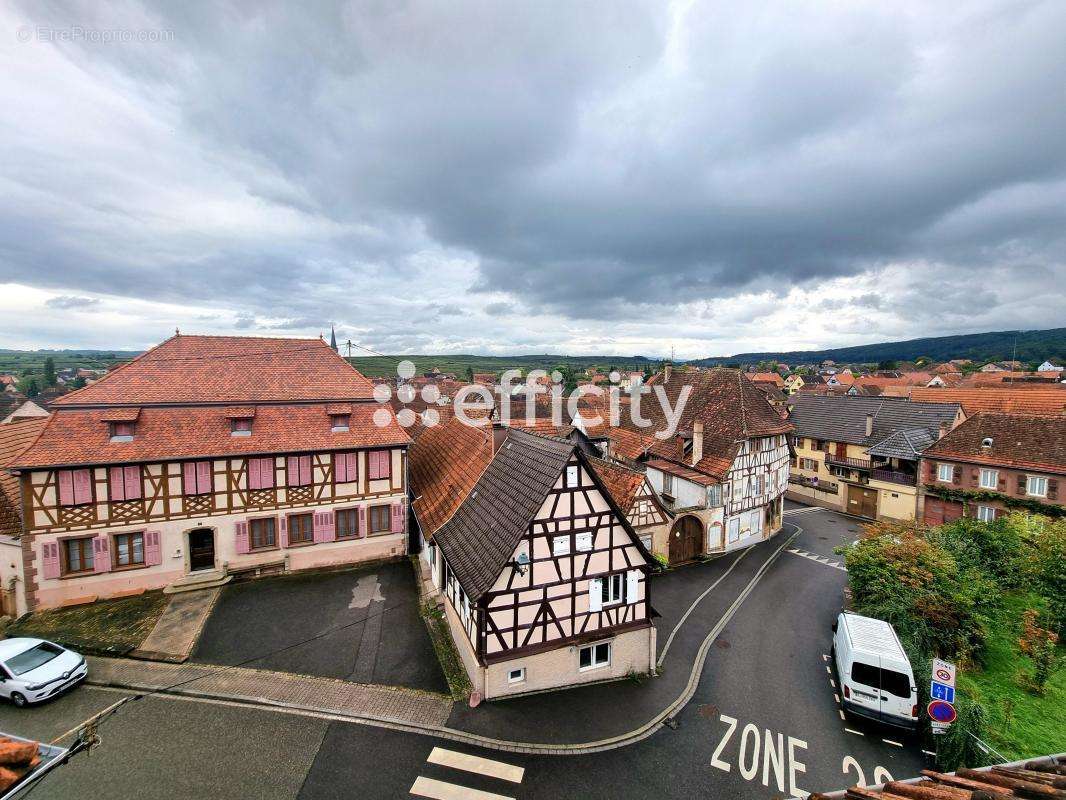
[329,324,338,353]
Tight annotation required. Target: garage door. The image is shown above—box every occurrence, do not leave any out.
[847,485,878,519]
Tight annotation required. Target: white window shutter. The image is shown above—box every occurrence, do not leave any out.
[589,578,603,612]
[626,570,639,604]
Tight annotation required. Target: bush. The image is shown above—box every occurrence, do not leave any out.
[936,697,992,771]
[1021,516,1066,634]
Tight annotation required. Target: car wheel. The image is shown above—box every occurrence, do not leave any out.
[10,692,27,708]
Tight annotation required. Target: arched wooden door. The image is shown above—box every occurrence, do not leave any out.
[668,515,704,563]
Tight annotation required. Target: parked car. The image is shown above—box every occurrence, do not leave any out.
[0,638,87,707]
[831,612,918,731]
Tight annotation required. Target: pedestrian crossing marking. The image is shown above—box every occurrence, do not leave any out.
[783,506,823,515]
[427,748,524,783]
[786,548,847,571]
[411,776,515,800]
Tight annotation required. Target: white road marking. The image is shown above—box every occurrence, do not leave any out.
[844,728,864,736]
[829,678,836,688]
[785,548,848,572]
[834,694,840,703]
[838,710,846,720]
[410,776,515,800]
[783,507,823,515]
[882,739,903,748]
[922,749,937,756]
[427,748,524,783]
[822,654,829,662]
[826,665,832,675]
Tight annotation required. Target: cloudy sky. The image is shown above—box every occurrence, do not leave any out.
[2,1,1064,359]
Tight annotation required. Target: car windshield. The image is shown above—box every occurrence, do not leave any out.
[6,642,64,676]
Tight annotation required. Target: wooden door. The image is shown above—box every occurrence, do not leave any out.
[835,442,847,458]
[669,515,704,563]
[189,529,215,571]
[847,485,877,519]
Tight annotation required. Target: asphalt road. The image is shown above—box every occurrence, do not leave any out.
[1,506,929,799]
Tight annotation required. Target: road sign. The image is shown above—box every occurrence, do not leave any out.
[932,658,956,686]
[928,700,957,724]
[930,681,955,703]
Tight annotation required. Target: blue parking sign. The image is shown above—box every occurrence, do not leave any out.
[930,681,955,703]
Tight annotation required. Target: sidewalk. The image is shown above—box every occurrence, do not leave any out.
[131,587,220,662]
[86,656,454,729]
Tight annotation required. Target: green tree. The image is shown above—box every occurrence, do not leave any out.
[24,378,39,398]
[42,357,56,387]
[465,366,474,383]
[877,359,898,371]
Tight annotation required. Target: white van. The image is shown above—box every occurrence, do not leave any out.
[832,612,918,731]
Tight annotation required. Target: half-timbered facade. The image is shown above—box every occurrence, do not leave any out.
[6,335,411,610]
[410,421,655,699]
[588,455,671,558]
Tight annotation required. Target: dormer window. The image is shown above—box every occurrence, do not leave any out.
[330,414,350,432]
[110,422,135,442]
[231,417,252,436]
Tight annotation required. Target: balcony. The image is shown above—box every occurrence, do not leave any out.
[870,469,917,487]
[824,453,873,470]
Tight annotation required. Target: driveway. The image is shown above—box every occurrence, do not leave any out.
[192,560,448,694]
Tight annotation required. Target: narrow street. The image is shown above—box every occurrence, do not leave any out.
[0,507,928,799]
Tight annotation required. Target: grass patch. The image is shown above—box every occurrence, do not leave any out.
[420,599,472,702]
[6,591,169,656]
[956,592,1066,761]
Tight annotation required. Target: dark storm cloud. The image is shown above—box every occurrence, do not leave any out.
[2,0,1065,351]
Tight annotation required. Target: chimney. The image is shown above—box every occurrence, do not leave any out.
[938,421,948,440]
[491,421,508,454]
[865,413,873,437]
[692,420,704,466]
[664,363,672,384]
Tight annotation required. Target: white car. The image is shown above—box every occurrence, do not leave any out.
[0,638,88,707]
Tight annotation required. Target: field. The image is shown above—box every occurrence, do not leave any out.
[0,350,135,375]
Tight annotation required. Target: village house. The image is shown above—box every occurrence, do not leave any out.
[787,395,963,521]
[1037,360,1064,373]
[409,419,655,699]
[608,369,793,562]
[919,413,1064,524]
[3,334,411,613]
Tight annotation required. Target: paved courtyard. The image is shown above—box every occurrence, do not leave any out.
[192,560,448,694]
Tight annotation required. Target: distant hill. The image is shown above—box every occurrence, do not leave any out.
[346,353,658,378]
[690,328,1066,368]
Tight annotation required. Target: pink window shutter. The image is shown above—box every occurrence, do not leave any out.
[299,456,312,486]
[235,521,250,554]
[279,515,289,548]
[42,542,60,580]
[261,458,275,488]
[390,500,404,533]
[109,467,126,502]
[286,456,298,486]
[93,535,112,573]
[73,469,92,505]
[358,506,366,537]
[313,510,336,543]
[145,530,162,566]
[124,466,141,500]
[334,453,347,483]
[196,461,212,494]
[247,458,260,491]
[183,462,197,495]
[346,453,358,483]
[58,471,75,506]
[368,451,379,481]
[324,509,335,541]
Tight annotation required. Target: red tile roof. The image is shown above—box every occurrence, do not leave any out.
[408,415,495,538]
[0,417,50,535]
[908,386,1066,416]
[750,372,785,387]
[587,456,646,514]
[922,413,1066,475]
[9,403,410,468]
[53,335,375,406]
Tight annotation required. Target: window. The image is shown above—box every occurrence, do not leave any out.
[601,573,623,605]
[247,457,275,490]
[62,537,94,574]
[108,465,142,502]
[553,535,570,556]
[662,473,674,496]
[113,532,145,567]
[1027,476,1048,497]
[727,517,740,543]
[707,484,723,506]
[368,505,391,534]
[368,450,391,481]
[851,661,880,689]
[57,469,92,507]
[738,441,749,455]
[330,414,350,432]
[288,512,313,544]
[575,532,592,552]
[6,642,64,676]
[286,455,312,487]
[976,505,996,523]
[110,421,135,442]
[754,475,764,495]
[336,508,360,538]
[881,669,912,699]
[732,480,742,501]
[334,452,359,483]
[800,457,818,471]
[979,469,998,489]
[565,465,579,486]
[579,642,611,671]
[508,667,525,684]
[183,461,213,495]
[937,463,954,482]
[231,417,252,436]
[249,517,276,550]
[760,437,773,451]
